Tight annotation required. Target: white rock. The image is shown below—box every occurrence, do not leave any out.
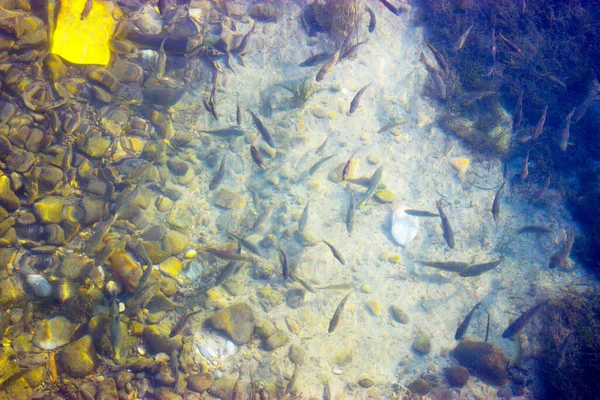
[391,206,419,246]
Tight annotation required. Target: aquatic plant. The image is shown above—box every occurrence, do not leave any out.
[279,75,326,110]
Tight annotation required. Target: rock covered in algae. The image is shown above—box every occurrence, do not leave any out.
[452,338,509,385]
[389,305,410,324]
[0,276,25,307]
[208,303,255,345]
[264,330,289,351]
[213,189,246,210]
[0,174,20,211]
[32,316,76,350]
[444,366,470,387]
[407,378,430,395]
[412,332,431,354]
[187,372,214,393]
[143,325,182,354]
[96,378,119,400]
[57,335,98,378]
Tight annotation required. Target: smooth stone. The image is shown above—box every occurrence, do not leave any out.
[32,316,76,350]
[391,206,419,246]
[162,230,189,256]
[213,189,246,210]
[412,333,431,355]
[358,378,375,388]
[0,175,20,211]
[167,159,189,176]
[407,378,430,395]
[264,331,289,351]
[390,305,410,324]
[452,339,509,385]
[444,366,470,387]
[33,196,64,224]
[209,303,255,345]
[187,372,214,393]
[254,320,276,339]
[96,378,119,400]
[57,335,98,378]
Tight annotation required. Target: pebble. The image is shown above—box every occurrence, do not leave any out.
[389,305,410,324]
[209,303,255,345]
[366,298,381,315]
[391,206,419,247]
[332,368,343,375]
[264,331,289,351]
[358,378,375,388]
[444,366,470,387]
[187,372,214,393]
[407,378,430,395]
[412,333,431,354]
[185,249,198,259]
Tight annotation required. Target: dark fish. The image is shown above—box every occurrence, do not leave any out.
[485,313,491,342]
[436,200,455,249]
[499,32,522,54]
[530,175,551,202]
[378,122,402,133]
[290,271,316,293]
[556,330,576,369]
[316,47,341,82]
[573,90,600,122]
[520,150,530,182]
[232,373,243,400]
[170,349,180,382]
[516,225,552,234]
[425,41,449,76]
[309,155,335,175]
[228,232,262,256]
[559,108,576,151]
[155,37,167,79]
[285,364,299,394]
[419,52,447,99]
[250,140,265,169]
[278,246,289,280]
[346,186,356,235]
[204,96,219,121]
[81,0,92,20]
[169,309,202,338]
[206,247,254,261]
[109,296,123,359]
[416,260,469,272]
[0,307,9,341]
[549,230,575,269]
[458,256,505,277]
[532,106,548,140]
[210,154,228,190]
[298,200,310,234]
[328,288,355,333]
[455,25,473,51]
[341,40,368,59]
[323,240,345,265]
[342,149,359,181]
[138,264,154,292]
[249,110,275,147]
[299,52,333,67]
[360,166,384,208]
[378,0,400,15]
[513,88,524,131]
[236,99,243,125]
[404,209,439,217]
[200,127,245,137]
[84,213,119,257]
[215,262,238,286]
[323,377,332,400]
[349,82,373,114]
[366,6,376,33]
[455,302,482,340]
[491,182,506,221]
[502,300,549,338]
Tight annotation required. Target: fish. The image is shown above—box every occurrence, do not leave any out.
[530,175,551,202]
[251,203,276,231]
[323,240,345,265]
[169,309,202,338]
[299,52,333,67]
[84,213,119,257]
[232,373,243,400]
[315,136,329,154]
[319,283,355,291]
[249,110,275,147]
[316,47,341,82]
[516,225,552,234]
[346,186,356,235]
[502,300,549,338]
[520,150,530,182]
[349,82,373,114]
[485,312,491,342]
[416,260,469,272]
[236,99,243,125]
[513,88,524,131]
[206,247,254,261]
[278,246,289,280]
[109,296,123,359]
[285,365,299,394]
[404,209,439,217]
[203,97,219,121]
[210,154,228,190]
[532,106,548,140]
[378,0,400,15]
[455,302,482,340]
[378,122,403,133]
[309,155,335,175]
[436,200,455,249]
[328,288,355,333]
[228,232,262,257]
[549,230,575,269]
[137,264,154,293]
[290,272,316,293]
[81,0,93,20]
[200,127,245,137]
[215,262,238,286]
[419,52,447,99]
[490,27,497,66]
[499,32,522,54]
[323,376,332,400]
[573,90,600,122]
[298,200,310,234]
[170,349,180,382]
[491,182,506,221]
[360,166,384,208]
[366,6,376,33]
[232,22,255,59]
[342,149,359,181]
[0,307,9,341]
[425,41,449,76]
[455,25,474,51]
[458,256,505,277]
[155,37,167,79]
[559,108,576,151]
[341,40,369,59]
[457,91,499,105]
[556,330,576,369]
[250,139,266,170]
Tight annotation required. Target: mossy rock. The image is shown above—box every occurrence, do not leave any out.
[57,335,98,378]
[451,338,508,385]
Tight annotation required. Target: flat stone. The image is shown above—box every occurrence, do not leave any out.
[213,189,246,210]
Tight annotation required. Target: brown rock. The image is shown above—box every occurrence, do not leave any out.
[452,338,508,385]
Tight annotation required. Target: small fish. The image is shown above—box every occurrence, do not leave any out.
[0,307,9,341]
[520,150,530,182]
[232,373,243,400]
[455,24,474,51]
[228,232,262,257]
[236,99,243,125]
[556,330,576,369]
[341,40,369,59]
[532,106,548,140]
[319,283,355,291]
[490,27,497,65]
[513,88,524,131]
[323,376,332,400]
[425,41,449,76]
[378,122,403,133]
[203,97,219,121]
[404,209,439,217]
[360,166,384,208]
[549,230,575,269]
[457,91,499,105]
[298,200,310,234]
[346,186,356,235]
[210,154,228,191]
[278,246,289,280]
[419,52,447,99]
[323,240,345,265]
[169,309,202,338]
[573,90,600,122]
[290,272,316,293]
[170,349,180,382]
[109,296,123,359]
[530,175,551,202]
[502,300,549,338]
[155,37,167,79]
[328,288,355,333]
[137,264,154,292]
[316,47,342,82]
[81,0,93,20]
[299,52,333,67]
[342,149,359,181]
[366,6,376,33]
[499,32,522,54]
[200,127,245,137]
[349,82,373,114]
[492,182,506,221]
[251,203,276,231]
[232,22,255,59]
[315,136,329,154]
[485,312,491,342]
[215,262,238,286]
[249,110,275,147]
[516,225,552,234]
[416,260,469,272]
[436,200,455,249]
[455,302,482,340]
[309,155,335,175]
[559,108,576,151]
[250,139,265,170]
[285,365,299,394]
[458,256,505,277]
[378,0,400,15]
[206,247,254,261]
[84,213,119,257]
